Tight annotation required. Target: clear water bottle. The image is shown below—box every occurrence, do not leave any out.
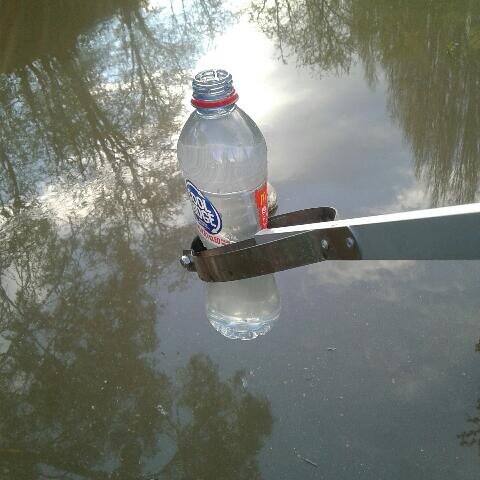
[177,69,281,340]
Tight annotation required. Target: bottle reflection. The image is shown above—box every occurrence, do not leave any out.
[206,274,281,340]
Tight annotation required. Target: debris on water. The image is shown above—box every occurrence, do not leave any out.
[327,346,337,351]
[241,376,248,389]
[249,369,255,376]
[155,404,168,416]
[293,448,319,468]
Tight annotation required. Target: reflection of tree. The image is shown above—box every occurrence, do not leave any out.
[457,340,480,455]
[0,211,272,478]
[0,0,232,212]
[250,0,480,205]
[0,212,172,479]
[0,1,271,478]
[249,0,354,72]
[164,355,272,479]
[0,0,233,272]
[353,0,480,206]
[0,0,142,73]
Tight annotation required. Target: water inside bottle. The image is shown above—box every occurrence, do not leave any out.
[195,188,263,247]
[206,275,281,340]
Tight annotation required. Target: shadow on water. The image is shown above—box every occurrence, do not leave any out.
[249,0,480,206]
[0,1,273,478]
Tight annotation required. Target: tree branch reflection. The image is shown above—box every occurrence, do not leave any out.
[0,1,271,478]
[0,0,234,213]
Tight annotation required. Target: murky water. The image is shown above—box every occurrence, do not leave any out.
[0,0,479,478]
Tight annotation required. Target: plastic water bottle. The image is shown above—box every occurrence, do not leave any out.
[177,69,269,246]
[177,69,281,340]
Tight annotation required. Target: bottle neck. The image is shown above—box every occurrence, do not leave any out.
[191,70,239,118]
[195,103,237,119]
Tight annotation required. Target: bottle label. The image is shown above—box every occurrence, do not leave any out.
[186,180,223,234]
[196,224,231,246]
[255,183,268,230]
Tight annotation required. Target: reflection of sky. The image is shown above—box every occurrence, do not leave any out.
[165,8,480,480]
[1,1,478,477]
[187,18,292,123]
[186,17,427,219]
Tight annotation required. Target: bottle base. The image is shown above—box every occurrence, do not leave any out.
[207,308,280,340]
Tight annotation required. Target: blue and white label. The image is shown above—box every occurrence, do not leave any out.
[186,180,222,234]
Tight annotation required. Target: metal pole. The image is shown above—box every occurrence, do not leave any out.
[256,203,480,260]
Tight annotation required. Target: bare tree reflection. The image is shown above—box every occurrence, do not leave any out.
[0,0,233,213]
[249,0,354,72]
[0,1,271,478]
[249,0,480,206]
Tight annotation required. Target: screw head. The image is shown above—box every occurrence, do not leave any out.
[346,237,354,249]
[321,239,329,250]
[180,255,192,267]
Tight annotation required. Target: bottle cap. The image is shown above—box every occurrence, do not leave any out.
[191,69,239,108]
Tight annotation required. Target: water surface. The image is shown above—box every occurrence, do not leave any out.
[0,0,479,478]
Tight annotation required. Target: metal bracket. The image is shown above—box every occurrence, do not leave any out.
[180,202,480,282]
[181,207,360,282]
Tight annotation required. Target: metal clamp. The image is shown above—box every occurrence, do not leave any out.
[181,207,360,282]
[181,202,480,282]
